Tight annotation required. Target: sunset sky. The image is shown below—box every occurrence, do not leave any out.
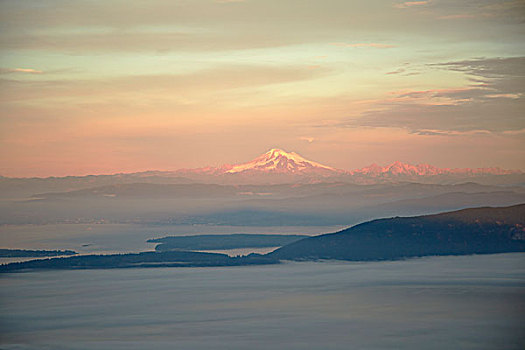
[1,0,524,177]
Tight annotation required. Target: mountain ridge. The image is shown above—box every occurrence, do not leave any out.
[350,160,518,177]
[268,203,525,261]
[1,148,522,188]
[171,148,521,177]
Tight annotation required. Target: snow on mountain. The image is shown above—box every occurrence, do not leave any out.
[163,148,521,185]
[225,148,341,175]
[351,161,519,177]
[351,161,442,176]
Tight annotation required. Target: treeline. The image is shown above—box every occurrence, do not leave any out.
[0,250,278,272]
[0,249,77,258]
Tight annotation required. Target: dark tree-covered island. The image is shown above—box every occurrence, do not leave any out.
[0,250,277,272]
[269,204,525,261]
[0,249,77,258]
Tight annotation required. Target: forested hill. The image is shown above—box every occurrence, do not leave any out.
[268,204,525,261]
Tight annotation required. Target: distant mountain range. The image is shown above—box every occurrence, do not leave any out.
[126,148,524,186]
[349,160,518,177]
[168,148,521,181]
[3,180,524,226]
[1,149,522,191]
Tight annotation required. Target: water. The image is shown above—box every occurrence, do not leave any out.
[0,223,340,261]
[1,253,524,350]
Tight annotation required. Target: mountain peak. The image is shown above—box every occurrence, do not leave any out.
[351,161,520,177]
[264,148,296,159]
[225,148,339,175]
[174,151,520,183]
[267,148,287,154]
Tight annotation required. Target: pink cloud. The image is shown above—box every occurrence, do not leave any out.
[394,1,429,9]
[390,88,473,98]
[0,68,43,74]
[299,136,315,143]
[330,43,395,49]
[386,68,406,75]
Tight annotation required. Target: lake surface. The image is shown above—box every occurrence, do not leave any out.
[1,253,524,350]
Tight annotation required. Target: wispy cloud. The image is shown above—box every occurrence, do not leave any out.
[0,68,43,74]
[299,136,315,143]
[394,1,430,9]
[214,0,245,3]
[0,31,298,53]
[386,63,421,76]
[338,57,525,133]
[0,64,331,104]
[409,129,493,137]
[393,87,476,99]
[386,68,406,75]
[330,43,395,49]
[438,14,477,20]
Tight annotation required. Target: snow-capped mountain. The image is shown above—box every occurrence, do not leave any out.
[214,149,519,178]
[224,148,341,175]
[2,149,522,191]
[163,148,346,184]
[351,161,518,177]
[158,148,521,185]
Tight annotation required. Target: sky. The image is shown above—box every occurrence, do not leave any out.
[0,0,524,177]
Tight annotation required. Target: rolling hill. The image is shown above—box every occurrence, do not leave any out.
[268,204,525,261]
